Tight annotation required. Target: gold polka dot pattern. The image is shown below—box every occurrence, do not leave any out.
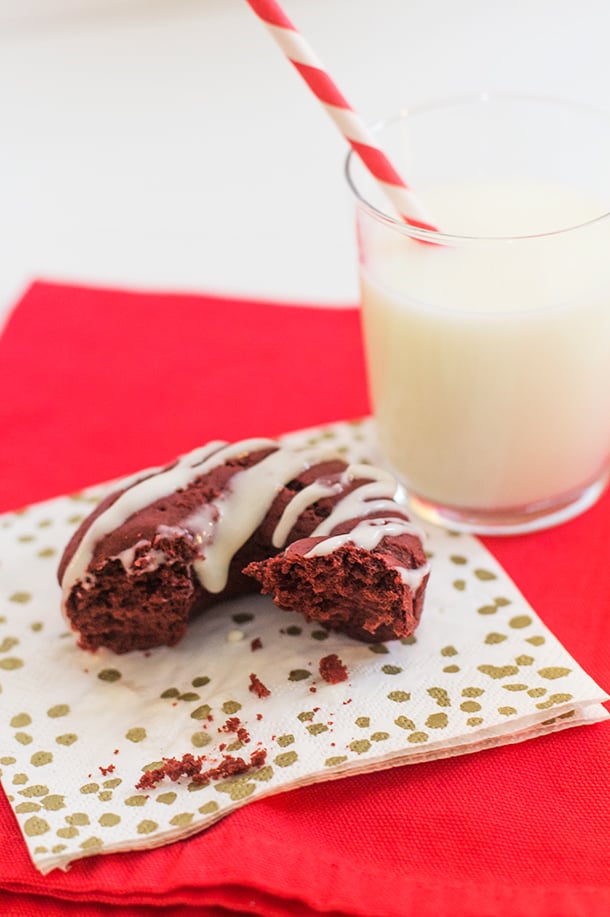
[0,418,607,875]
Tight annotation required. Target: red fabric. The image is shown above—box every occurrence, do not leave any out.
[1,281,609,917]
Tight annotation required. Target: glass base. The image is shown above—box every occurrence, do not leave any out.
[400,472,610,536]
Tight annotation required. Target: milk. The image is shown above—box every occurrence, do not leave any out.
[360,178,610,513]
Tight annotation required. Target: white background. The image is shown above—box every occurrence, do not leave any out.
[1,0,610,325]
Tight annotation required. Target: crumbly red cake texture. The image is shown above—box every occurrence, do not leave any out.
[245,529,427,644]
[319,654,349,684]
[135,748,267,791]
[249,673,271,698]
[219,717,250,744]
[59,449,281,654]
[59,440,429,654]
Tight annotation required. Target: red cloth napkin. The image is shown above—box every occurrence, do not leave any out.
[1,281,609,917]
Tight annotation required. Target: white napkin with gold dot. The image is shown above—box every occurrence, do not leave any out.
[0,419,607,875]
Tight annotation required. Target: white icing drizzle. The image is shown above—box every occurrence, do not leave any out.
[311,464,423,540]
[112,540,147,573]
[112,541,173,576]
[271,479,342,548]
[397,562,431,592]
[189,446,327,593]
[62,439,429,608]
[343,462,397,486]
[60,438,273,597]
[304,517,430,592]
[305,518,415,556]
[272,462,415,548]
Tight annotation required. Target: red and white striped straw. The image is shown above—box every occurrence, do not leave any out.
[245,0,438,233]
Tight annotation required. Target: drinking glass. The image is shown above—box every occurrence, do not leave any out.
[346,93,610,534]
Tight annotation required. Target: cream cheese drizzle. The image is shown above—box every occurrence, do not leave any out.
[271,479,342,548]
[311,464,423,540]
[304,517,430,592]
[60,438,272,598]
[398,563,431,590]
[112,540,171,574]
[305,518,416,556]
[62,440,429,607]
[189,446,333,593]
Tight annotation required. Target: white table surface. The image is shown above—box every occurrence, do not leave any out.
[2,0,610,327]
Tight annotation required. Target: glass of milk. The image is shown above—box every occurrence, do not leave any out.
[346,93,610,534]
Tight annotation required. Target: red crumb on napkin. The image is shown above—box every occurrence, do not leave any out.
[319,654,349,684]
[219,717,250,744]
[98,764,116,776]
[191,748,267,785]
[249,672,270,697]
[251,637,263,651]
[135,748,267,790]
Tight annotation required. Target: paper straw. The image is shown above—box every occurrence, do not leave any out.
[245,0,438,233]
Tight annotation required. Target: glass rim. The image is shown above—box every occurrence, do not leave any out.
[344,90,610,244]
